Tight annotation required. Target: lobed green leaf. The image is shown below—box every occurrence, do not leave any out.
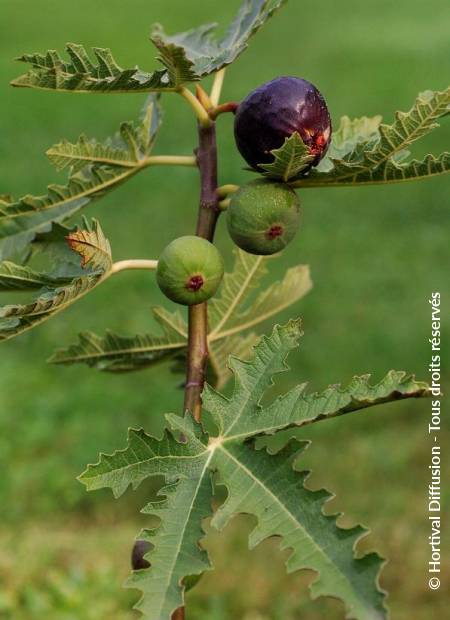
[0,98,161,260]
[0,219,112,342]
[47,96,162,172]
[0,261,72,292]
[294,87,450,187]
[212,439,387,620]
[258,132,314,181]
[82,321,430,619]
[12,1,287,94]
[80,421,208,498]
[151,0,288,81]
[127,477,213,619]
[48,307,187,372]
[11,44,171,93]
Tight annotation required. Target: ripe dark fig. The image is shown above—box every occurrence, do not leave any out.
[234,76,331,171]
[156,236,224,305]
[227,179,300,256]
[131,539,152,570]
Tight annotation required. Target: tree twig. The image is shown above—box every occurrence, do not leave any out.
[183,122,220,418]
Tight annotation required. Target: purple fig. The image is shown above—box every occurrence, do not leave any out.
[234,76,331,171]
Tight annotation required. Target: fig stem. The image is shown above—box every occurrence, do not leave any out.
[178,86,212,128]
[209,68,226,107]
[217,184,239,199]
[209,101,239,120]
[111,259,158,274]
[183,122,220,423]
[185,303,208,422]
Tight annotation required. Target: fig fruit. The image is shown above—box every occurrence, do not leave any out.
[156,236,224,305]
[131,539,152,570]
[234,76,331,170]
[227,179,300,255]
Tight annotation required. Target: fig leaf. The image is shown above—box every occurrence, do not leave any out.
[151,0,288,81]
[258,132,315,181]
[0,261,73,292]
[0,219,112,342]
[80,320,430,620]
[11,44,173,93]
[47,95,162,173]
[12,1,287,93]
[293,87,450,187]
[48,313,188,373]
[0,98,160,261]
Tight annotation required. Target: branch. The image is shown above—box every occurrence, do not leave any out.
[183,122,220,421]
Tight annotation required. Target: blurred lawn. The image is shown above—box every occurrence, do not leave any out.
[0,0,449,618]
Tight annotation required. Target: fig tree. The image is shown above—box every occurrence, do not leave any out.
[234,76,331,170]
[227,179,300,255]
[156,236,224,305]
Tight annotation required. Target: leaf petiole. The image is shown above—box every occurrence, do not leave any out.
[177,86,212,127]
[111,259,158,274]
[210,68,226,107]
[144,155,197,168]
[195,84,213,111]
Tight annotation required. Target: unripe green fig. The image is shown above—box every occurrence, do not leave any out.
[157,236,224,305]
[227,179,300,255]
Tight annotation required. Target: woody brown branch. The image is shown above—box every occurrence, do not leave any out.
[176,118,220,620]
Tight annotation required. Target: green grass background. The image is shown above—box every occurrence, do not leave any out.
[0,0,449,618]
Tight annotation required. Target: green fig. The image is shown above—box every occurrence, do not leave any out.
[227,179,301,255]
[156,236,224,305]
